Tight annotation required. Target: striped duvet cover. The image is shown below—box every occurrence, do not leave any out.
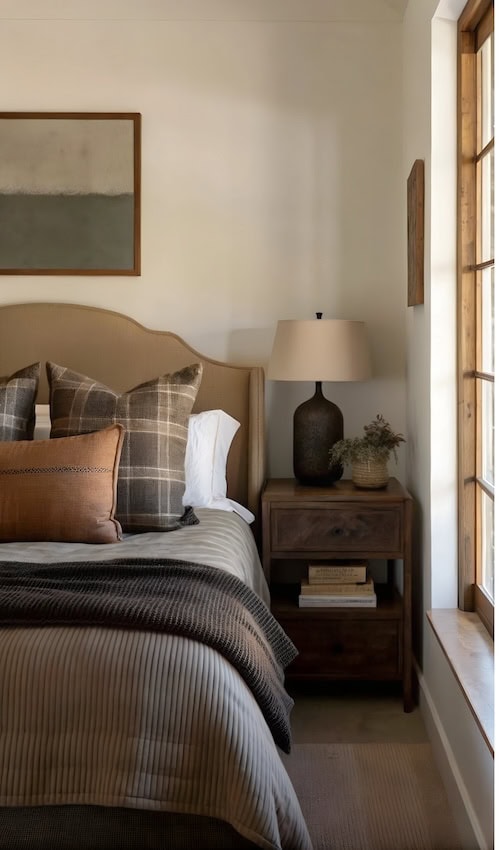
[0,510,313,850]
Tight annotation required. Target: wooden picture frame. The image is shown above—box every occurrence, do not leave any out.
[407,159,424,306]
[0,112,141,275]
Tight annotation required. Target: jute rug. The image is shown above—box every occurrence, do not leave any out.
[281,742,463,850]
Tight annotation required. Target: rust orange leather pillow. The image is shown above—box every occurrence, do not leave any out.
[0,424,124,543]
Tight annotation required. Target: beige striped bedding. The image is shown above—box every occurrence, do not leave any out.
[0,510,312,850]
[0,508,270,602]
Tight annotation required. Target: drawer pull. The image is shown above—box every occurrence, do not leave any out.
[332,527,344,537]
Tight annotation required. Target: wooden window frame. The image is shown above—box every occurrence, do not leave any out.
[457,0,494,637]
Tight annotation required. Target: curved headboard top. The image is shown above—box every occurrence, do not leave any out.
[0,302,265,519]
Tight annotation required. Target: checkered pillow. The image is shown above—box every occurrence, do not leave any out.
[0,363,40,441]
[47,361,203,532]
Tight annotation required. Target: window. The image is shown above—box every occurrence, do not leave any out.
[457,0,494,637]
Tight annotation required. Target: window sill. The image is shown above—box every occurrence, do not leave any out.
[426,609,494,756]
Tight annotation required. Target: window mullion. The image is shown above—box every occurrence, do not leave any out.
[458,29,478,611]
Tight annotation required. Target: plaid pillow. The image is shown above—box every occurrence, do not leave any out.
[0,363,40,441]
[47,362,203,532]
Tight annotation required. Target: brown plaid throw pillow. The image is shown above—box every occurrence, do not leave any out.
[47,362,203,532]
[0,363,40,441]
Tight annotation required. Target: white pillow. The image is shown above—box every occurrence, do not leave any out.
[34,404,51,440]
[183,409,254,523]
[35,405,254,523]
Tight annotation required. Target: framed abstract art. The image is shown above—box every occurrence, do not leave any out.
[0,112,141,275]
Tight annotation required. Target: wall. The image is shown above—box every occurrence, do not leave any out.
[0,0,406,479]
[403,1,494,848]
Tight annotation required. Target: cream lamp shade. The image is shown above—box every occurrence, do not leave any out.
[267,317,372,485]
[267,319,372,383]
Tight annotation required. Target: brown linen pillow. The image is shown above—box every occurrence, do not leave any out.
[0,424,124,543]
[47,362,203,532]
[0,363,40,441]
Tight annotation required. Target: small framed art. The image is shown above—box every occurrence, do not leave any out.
[407,158,424,306]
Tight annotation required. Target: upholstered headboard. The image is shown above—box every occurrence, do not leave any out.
[0,302,265,520]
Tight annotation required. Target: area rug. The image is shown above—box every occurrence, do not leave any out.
[281,742,463,850]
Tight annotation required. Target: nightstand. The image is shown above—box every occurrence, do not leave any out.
[262,477,414,711]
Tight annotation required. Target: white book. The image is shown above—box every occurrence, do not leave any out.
[298,594,377,608]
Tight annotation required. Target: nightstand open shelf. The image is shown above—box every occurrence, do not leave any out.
[271,581,402,616]
[262,478,413,710]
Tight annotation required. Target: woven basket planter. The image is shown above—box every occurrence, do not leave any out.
[351,457,389,489]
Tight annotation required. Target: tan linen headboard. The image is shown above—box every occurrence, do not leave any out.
[0,302,265,520]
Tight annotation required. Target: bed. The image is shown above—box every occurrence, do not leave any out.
[0,303,313,850]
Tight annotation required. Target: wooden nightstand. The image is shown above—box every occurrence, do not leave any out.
[262,477,414,711]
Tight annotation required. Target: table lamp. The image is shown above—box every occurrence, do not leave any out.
[267,314,372,485]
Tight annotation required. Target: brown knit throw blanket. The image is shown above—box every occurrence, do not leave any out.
[0,558,297,752]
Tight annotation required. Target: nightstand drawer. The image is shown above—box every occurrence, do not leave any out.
[270,505,402,553]
[285,618,401,678]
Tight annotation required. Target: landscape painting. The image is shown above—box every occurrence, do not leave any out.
[0,112,141,275]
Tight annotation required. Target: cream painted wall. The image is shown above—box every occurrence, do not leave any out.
[403,1,493,848]
[0,1,406,479]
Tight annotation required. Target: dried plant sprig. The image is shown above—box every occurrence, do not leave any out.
[329,414,405,467]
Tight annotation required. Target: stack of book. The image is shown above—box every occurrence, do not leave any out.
[298,561,376,608]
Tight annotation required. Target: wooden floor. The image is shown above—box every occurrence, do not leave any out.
[285,681,465,850]
[288,680,429,745]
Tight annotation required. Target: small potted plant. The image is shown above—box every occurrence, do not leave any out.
[329,414,405,489]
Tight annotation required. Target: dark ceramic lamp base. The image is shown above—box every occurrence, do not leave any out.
[293,382,343,486]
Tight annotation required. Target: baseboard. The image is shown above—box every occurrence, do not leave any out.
[416,667,489,850]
